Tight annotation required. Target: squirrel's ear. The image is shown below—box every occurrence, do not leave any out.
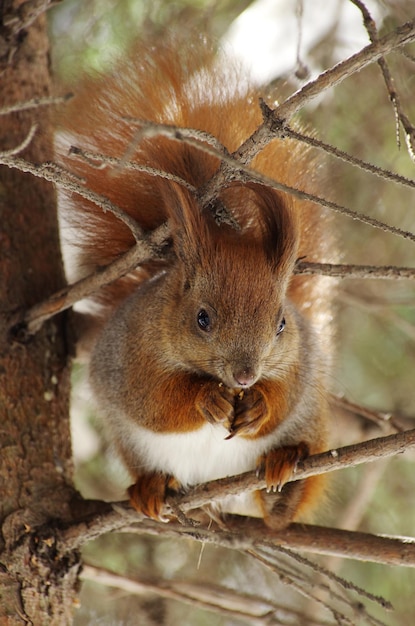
[245,183,298,275]
[166,183,208,271]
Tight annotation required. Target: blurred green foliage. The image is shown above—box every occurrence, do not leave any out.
[49,0,252,78]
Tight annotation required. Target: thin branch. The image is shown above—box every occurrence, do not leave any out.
[207,17,415,193]
[283,126,415,190]
[10,225,171,337]
[0,93,72,116]
[10,256,415,340]
[260,543,390,611]
[124,116,415,245]
[295,261,415,280]
[60,430,415,568]
[246,546,390,626]
[166,428,415,515]
[246,548,357,626]
[0,154,144,242]
[11,256,415,339]
[0,123,38,157]
[350,0,415,160]
[81,564,302,625]
[243,149,415,244]
[69,145,197,193]
[330,394,404,433]
[273,19,415,123]
[60,500,415,569]
[123,117,230,155]
[1,0,61,36]
[119,517,415,570]
[294,0,309,80]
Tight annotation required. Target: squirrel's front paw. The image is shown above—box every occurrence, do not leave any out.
[128,472,180,522]
[257,442,309,493]
[195,381,235,429]
[227,387,269,439]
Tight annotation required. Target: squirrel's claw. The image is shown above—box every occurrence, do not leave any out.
[195,381,235,429]
[128,472,180,522]
[258,442,309,493]
[229,387,269,438]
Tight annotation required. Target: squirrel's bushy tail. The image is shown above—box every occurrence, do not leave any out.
[57,34,333,326]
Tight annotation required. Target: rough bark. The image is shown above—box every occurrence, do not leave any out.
[0,4,79,624]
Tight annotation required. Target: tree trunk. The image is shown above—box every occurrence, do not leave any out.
[0,4,79,624]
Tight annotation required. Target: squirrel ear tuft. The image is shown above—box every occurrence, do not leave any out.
[244,182,299,274]
[166,183,208,271]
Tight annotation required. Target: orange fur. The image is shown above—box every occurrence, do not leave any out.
[58,36,334,527]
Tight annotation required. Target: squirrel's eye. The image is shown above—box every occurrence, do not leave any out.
[197,309,211,332]
[277,317,286,336]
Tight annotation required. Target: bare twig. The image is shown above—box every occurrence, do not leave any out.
[1,0,61,36]
[247,546,390,626]
[330,394,404,432]
[283,126,415,190]
[248,549,356,625]
[9,253,415,339]
[262,543,390,611]
[123,117,230,154]
[118,114,415,246]
[69,145,197,192]
[117,516,415,569]
[216,18,415,184]
[0,123,38,157]
[295,261,415,280]
[294,0,309,80]
[0,154,144,241]
[12,226,170,337]
[61,500,415,568]
[0,93,72,116]
[11,256,415,338]
[166,428,415,515]
[123,113,415,245]
[81,564,305,625]
[273,20,415,122]
[350,0,415,160]
[60,429,415,568]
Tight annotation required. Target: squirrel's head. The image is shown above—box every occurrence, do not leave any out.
[163,182,300,389]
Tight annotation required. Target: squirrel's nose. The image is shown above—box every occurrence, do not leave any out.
[233,368,257,388]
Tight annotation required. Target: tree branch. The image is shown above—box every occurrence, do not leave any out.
[295,261,415,280]
[121,114,415,246]
[282,125,415,190]
[72,513,415,569]
[69,145,197,193]
[81,564,304,625]
[1,0,61,37]
[165,428,415,514]
[199,17,415,208]
[10,224,171,337]
[9,258,415,339]
[0,154,144,241]
[0,93,72,116]
[60,429,415,568]
[350,0,415,160]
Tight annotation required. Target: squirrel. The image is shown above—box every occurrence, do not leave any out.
[57,36,334,530]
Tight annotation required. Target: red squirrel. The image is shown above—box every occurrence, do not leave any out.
[58,37,333,529]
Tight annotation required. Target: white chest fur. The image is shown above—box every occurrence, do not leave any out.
[117,419,282,517]
[120,420,278,484]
